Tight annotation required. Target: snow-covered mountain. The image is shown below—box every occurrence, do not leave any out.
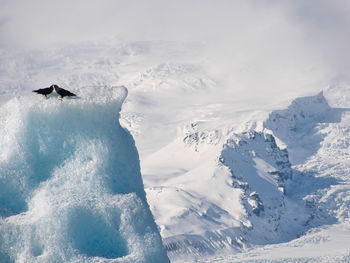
[142,90,350,262]
[0,39,350,262]
[201,86,350,263]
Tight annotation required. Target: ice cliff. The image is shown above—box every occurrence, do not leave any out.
[0,86,169,263]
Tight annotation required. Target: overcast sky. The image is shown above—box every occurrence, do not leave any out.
[1,0,349,96]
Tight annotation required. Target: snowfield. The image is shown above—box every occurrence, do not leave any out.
[0,39,350,263]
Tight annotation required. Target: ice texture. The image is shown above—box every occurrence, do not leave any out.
[0,86,169,263]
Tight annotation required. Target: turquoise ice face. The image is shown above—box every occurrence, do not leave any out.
[0,86,169,263]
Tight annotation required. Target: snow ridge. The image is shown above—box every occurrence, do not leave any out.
[203,89,350,262]
[146,124,303,260]
[145,91,350,262]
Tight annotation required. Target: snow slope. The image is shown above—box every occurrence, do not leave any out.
[143,115,307,261]
[0,86,169,263]
[201,87,350,262]
[135,67,350,261]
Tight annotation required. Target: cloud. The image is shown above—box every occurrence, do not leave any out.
[0,0,349,96]
[286,0,350,81]
[0,0,262,45]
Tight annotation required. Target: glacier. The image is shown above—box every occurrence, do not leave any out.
[0,86,169,263]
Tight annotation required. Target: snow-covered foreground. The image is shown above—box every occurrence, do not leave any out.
[201,221,350,263]
[1,41,350,262]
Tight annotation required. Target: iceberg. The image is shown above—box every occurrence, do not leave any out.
[0,86,169,263]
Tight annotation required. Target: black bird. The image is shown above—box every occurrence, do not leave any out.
[53,85,77,98]
[33,86,54,97]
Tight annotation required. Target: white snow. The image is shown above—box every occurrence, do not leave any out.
[199,90,350,263]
